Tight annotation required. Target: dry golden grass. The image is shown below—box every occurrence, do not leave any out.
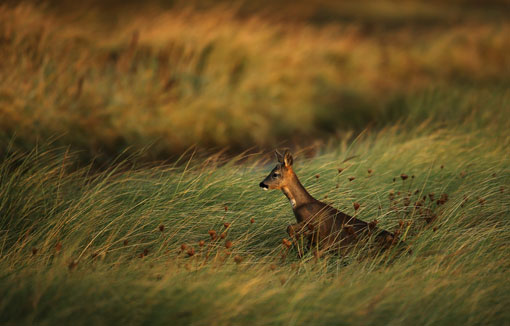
[1,3,509,163]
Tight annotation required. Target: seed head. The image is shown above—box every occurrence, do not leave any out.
[199,240,205,247]
[282,238,292,248]
[220,232,226,239]
[224,206,228,211]
[348,177,355,182]
[400,174,408,181]
[367,169,373,174]
[180,243,188,251]
[270,264,277,271]
[123,239,129,246]
[315,174,320,179]
[55,242,62,252]
[223,222,231,229]
[187,247,195,256]
[225,240,233,249]
[353,202,360,211]
[250,218,255,224]
[159,224,165,232]
[208,230,217,240]
[31,247,38,255]
[438,193,449,205]
[234,255,243,264]
[337,168,344,174]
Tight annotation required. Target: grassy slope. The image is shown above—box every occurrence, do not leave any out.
[1,121,509,325]
[1,3,509,163]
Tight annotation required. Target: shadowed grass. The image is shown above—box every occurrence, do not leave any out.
[1,122,509,325]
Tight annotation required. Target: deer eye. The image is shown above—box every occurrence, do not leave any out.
[272,173,280,178]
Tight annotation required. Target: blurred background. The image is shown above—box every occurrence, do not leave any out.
[1,0,509,166]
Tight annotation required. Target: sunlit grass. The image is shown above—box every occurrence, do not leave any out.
[1,124,509,325]
[1,3,509,162]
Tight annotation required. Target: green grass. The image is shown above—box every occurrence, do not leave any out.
[1,1,510,324]
[1,123,509,325]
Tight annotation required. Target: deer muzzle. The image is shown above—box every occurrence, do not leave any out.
[259,182,269,190]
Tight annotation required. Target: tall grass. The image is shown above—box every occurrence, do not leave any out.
[1,123,509,325]
[1,3,509,163]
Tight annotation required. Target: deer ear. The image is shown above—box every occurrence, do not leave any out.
[275,150,284,163]
[284,151,293,167]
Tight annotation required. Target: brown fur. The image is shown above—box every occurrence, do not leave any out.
[260,150,396,256]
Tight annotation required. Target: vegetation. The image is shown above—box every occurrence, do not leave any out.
[1,1,509,325]
[1,120,509,324]
[1,1,509,163]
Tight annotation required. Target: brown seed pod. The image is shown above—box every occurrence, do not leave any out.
[220,232,226,239]
[159,224,165,232]
[348,177,356,182]
[187,247,195,256]
[270,264,277,271]
[353,202,360,211]
[400,174,408,180]
[198,240,205,247]
[180,243,188,251]
[225,240,233,249]
[282,238,292,248]
[368,169,373,174]
[315,174,320,179]
[250,218,255,224]
[123,239,129,246]
[234,255,243,264]
[31,247,38,255]
[55,242,62,252]
[224,206,228,211]
[223,222,231,229]
[208,230,217,240]
[337,168,344,174]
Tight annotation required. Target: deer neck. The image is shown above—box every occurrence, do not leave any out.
[281,171,315,209]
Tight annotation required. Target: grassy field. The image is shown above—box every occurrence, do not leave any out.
[1,1,510,325]
[1,121,509,325]
[1,1,509,164]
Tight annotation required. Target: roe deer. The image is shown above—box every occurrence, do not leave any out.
[259,150,399,256]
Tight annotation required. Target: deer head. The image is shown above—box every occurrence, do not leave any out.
[259,150,294,190]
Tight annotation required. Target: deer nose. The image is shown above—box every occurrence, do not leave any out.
[259,182,268,189]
